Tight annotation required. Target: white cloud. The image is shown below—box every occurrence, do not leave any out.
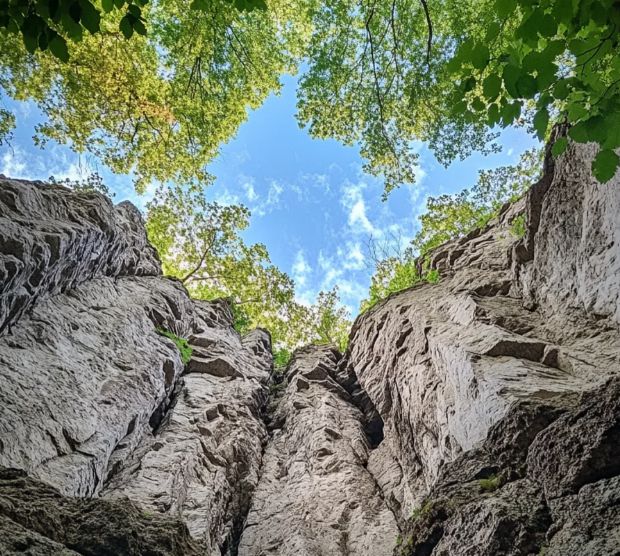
[338,241,365,271]
[292,249,312,287]
[243,180,258,202]
[248,179,284,217]
[340,180,379,236]
[0,148,27,178]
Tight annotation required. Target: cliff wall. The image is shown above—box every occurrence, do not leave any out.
[0,138,619,556]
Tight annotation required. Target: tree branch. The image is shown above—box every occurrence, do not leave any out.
[419,0,433,66]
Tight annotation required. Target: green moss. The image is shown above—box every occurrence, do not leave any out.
[510,213,527,238]
[410,500,433,521]
[156,327,193,365]
[478,474,502,492]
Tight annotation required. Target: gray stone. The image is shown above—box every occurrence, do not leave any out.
[0,178,160,335]
[238,346,399,556]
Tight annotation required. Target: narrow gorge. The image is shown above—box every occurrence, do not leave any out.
[0,138,619,556]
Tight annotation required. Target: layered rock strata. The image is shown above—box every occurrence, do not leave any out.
[0,178,272,554]
[238,346,398,555]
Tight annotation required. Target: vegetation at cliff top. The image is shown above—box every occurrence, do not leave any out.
[146,184,351,354]
[360,148,541,312]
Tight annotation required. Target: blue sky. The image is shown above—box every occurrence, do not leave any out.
[0,75,538,315]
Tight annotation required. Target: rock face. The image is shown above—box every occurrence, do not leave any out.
[345,138,620,555]
[0,177,160,335]
[238,346,398,555]
[0,179,272,554]
[1,137,619,556]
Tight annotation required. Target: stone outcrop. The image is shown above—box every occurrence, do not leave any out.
[238,346,398,555]
[344,138,620,554]
[0,136,619,556]
[0,177,160,335]
[0,178,272,554]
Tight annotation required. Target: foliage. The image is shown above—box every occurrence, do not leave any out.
[0,107,14,144]
[298,0,620,192]
[362,148,540,312]
[2,0,617,195]
[273,348,292,369]
[0,0,148,62]
[307,287,350,353]
[412,148,541,256]
[297,0,500,197]
[478,474,502,492]
[0,0,269,62]
[449,0,620,183]
[49,171,115,197]
[510,213,527,238]
[155,327,193,364]
[146,187,351,353]
[0,0,309,192]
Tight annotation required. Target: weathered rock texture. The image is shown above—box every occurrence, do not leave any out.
[0,178,272,554]
[345,138,620,554]
[238,346,398,555]
[0,177,160,335]
[1,137,619,556]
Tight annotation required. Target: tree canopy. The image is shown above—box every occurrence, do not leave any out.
[145,185,350,356]
[1,0,618,189]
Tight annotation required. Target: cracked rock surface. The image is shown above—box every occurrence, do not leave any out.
[1,137,619,556]
[238,346,398,556]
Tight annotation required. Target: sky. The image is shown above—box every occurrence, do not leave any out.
[0,74,538,315]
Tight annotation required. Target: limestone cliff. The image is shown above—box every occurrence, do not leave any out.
[0,137,619,556]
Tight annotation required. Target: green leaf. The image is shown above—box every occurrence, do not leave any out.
[495,0,517,18]
[551,137,568,157]
[49,33,69,61]
[502,64,521,98]
[538,14,557,37]
[485,21,501,41]
[471,97,485,112]
[60,12,83,40]
[483,74,502,100]
[487,103,501,125]
[470,43,490,70]
[568,122,589,143]
[22,30,39,53]
[515,73,537,98]
[78,0,100,34]
[101,0,114,12]
[500,101,521,126]
[119,14,133,38]
[533,107,549,140]
[553,79,570,100]
[68,1,81,23]
[592,149,619,183]
[461,76,476,93]
[601,115,620,149]
[536,62,558,89]
[132,17,146,35]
